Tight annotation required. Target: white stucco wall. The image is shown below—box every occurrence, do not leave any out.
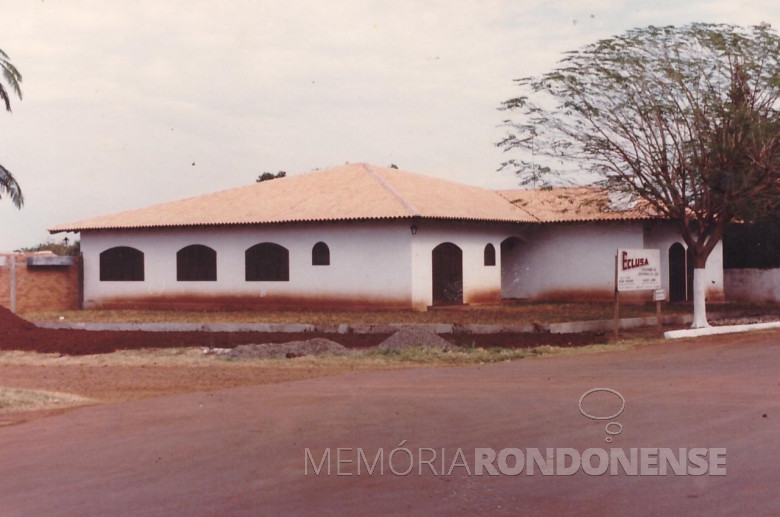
[82,220,516,310]
[500,220,724,302]
[78,218,726,310]
[80,221,415,309]
[409,221,512,309]
[643,222,724,301]
[501,222,644,300]
[724,268,780,302]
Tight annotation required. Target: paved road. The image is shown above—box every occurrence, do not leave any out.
[1,330,779,516]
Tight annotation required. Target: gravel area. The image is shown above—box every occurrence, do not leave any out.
[216,338,350,359]
[376,328,456,350]
[711,314,780,326]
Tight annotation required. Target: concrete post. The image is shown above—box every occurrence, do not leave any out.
[9,255,16,313]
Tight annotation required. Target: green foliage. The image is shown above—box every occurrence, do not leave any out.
[256,171,287,182]
[0,48,22,112]
[16,240,81,257]
[0,47,23,209]
[498,23,780,265]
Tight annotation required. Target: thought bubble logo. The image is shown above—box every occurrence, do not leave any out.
[578,388,625,443]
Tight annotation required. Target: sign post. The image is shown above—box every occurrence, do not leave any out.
[615,249,662,336]
[653,288,666,330]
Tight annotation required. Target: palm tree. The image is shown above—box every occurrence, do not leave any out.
[0,47,23,208]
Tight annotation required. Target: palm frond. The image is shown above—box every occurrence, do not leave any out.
[0,163,24,208]
[0,48,22,111]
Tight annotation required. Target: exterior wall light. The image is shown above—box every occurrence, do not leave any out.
[410,225,418,235]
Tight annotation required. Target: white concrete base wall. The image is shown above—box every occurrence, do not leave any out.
[724,268,780,302]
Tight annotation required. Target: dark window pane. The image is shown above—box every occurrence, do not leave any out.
[245,243,289,281]
[484,243,496,266]
[100,246,144,281]
[177,244,217,281]
[312,242,330,266]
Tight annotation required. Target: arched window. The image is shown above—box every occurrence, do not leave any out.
[312,241,330,266]
[245,242,289,281]
[484,243,496,266]
[100,246,144,281]
[177,244,217,281]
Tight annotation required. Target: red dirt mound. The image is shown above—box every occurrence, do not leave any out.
[0,306,605,355]
[0,306,37,332]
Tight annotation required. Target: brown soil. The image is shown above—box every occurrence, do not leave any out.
[0,306,604,356]
[2,329,779,516]
[0,305,607,426]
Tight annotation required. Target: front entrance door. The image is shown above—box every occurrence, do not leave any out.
[432,242,463,306]
[669,243,687,301]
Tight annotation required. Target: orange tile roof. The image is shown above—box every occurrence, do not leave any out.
[49,164,657,233]
[49,163,538,232]
[498,186,655,222]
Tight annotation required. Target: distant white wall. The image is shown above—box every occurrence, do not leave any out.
[725,269,780,302]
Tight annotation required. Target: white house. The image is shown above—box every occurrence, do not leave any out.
[49,163,723,311]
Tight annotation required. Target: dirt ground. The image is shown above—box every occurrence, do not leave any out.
[0,328,778,516]
[0,305,604,355]
[0,305,609,425]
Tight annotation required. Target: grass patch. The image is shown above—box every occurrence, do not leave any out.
[353,342,637,365]
[23,301,778,326]
[0,340,636,370]
[0,387,93,414]
[206,341,638,366]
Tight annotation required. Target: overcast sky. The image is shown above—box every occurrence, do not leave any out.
[0,0,777,250]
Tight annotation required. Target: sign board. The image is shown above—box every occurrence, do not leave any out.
[653,289,666,302]
[616,249,661,292]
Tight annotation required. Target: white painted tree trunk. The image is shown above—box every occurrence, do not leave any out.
[691,268,710,328]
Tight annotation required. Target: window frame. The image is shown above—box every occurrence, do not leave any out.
[176,244,217,281]
[484,243,496,266]
[99,246,145,281]
[245,242,290,282]
[312,241,330,266]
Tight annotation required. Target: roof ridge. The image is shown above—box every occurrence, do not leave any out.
[512,203,541,222]
[495,190,541,221]
[361,163,421,217]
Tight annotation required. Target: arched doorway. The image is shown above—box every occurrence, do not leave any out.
[432,242,463,306]
[500,237,524,299]
[669,243,688,301]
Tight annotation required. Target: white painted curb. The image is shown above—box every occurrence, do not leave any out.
[664,321,780,340]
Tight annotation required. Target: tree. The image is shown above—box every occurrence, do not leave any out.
[256,171,287,182]
[497,23,780,328]
[16,238,80,257]
[0,47,23,208]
